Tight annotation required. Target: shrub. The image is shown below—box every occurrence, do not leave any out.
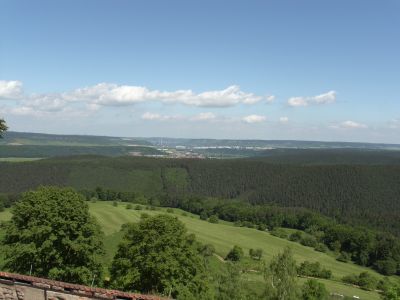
[199,244,215,257]
[234,221,242,227]
[257,224,267,231]
[200,211,208,220]
[289,231,302,242]
[249,248,263,260]
[166,208,174,213]
[297,261,332,279]
[134,204,143,210]
[337,252,351,263]
[126,204,132,210]
[140,213,150,219]
[342,272,378,291]
[300,236,317,248]
[181,212,188,216]
[112,201,118,207]
[208,215,219,223]
[225,245,244,262]
[302,279,329,300]
[314,243,328,253]
[270,228,288,239]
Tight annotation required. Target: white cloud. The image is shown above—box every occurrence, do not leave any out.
[288,91,336,107]
[141,112,182,121]
[279,116,289,123]
[191,112,216,121]
[331,120,368,129]
[68,83,263,107]
[242,114,267,123]
[0,80,23,99]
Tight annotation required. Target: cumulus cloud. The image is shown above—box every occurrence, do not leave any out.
[288,91,336,107]
[331,120,368,129]
[141,112,183,121]
[67,83,264,107]
[242,114,267,123]
[0,80,23,99]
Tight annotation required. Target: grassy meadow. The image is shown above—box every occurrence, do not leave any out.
[0,201,387,299]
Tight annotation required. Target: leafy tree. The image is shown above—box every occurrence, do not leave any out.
[264,247,298,300]
[225,245,244,262]
[200,211,208,220]
[0,118,8,137]
[2,187,104,285]
[110,214,210,298]
[216,263,245,300]
[301,279,329,300]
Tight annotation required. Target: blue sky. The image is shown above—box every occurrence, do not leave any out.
[1,0,399,143]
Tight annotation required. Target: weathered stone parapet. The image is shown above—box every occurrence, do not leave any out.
[0,272,165,300]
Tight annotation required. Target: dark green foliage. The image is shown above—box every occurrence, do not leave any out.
[1,187,104,285]
[208,215,219,223]
[215,263,246,300]
[336,252,351,263]
[270,228,288,239]
[297,261,332,279]
[225,245,244,262]
[110,215,210,298]
[374,259,398,276]
[200,211,208,220]
[112,201,118,207]
[314,243,328,253]
[166,208,174,213]
[342,272,378,291]
[249,248,263,260]
[301,279,329,300]
[300,236,318,248]
[134,204,142,210]
[289,231,302,242]
[126,203,132,209]
[199,244,215,257]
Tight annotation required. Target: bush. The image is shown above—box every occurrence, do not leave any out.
[342,272,378,291]
[249,248,263,260]
[337,252,351,263]
[234,221,242,227]
[289,231,302,242]
[314,243,328,253]
[181,212,188,217]
[300,236,317,248]
[126,204,132,210]
[200,211,208,220]
[199,244,215,257]
[270,228,288,239]
[166,208,174,213]
[297,261,332,279]
[134,204,143,210]
[302,279,329,300]
[208,215,219,223]
[257,224,267,231]
[374,259,398,276]
[112,201,118,207]
[225,245,244,262]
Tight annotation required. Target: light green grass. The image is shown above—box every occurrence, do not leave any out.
[0,203,384,299]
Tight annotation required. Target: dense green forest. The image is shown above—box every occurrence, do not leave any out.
[1,155,400,236]
[0,145,162,158]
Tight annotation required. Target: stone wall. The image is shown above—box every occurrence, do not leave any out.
[0,272,163,300]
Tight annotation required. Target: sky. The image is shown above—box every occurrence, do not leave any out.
[1,0,399,143]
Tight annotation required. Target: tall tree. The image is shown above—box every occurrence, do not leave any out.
[0,118,8,137]
[110,214,211,298]
[2,186,104,285]
[264,247,299,300]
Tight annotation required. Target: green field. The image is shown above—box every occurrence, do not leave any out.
[0,202,386,299]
